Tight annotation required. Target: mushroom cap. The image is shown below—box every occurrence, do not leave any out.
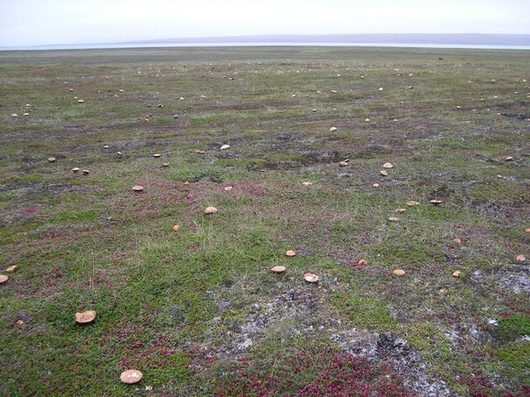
[75,310,96,324]
[82,170,90,175]
[204,206,218,214]
[302,181,313,186]
[48,157,56,162]
[172,224,180,232]
[195,149,205,154]
[525,228,530,233]
[453,238,462,245]
[379,170,388,176]
[132,185,144,192]
[72,167,80,172]
[270,265,286,273]
[224,186,233,191]
[393,269,405,277]
[356,259,368,266]
[162,162,169,167]
[452,270,462,277]
[285,250,296,257]
[153,153,161,158]
[220,144,231,150]
[304,273,319,283]
[388,217,399,222]
[383,162,394,169]
[329,126,337,132]
[120,369,143,384]
[0,274,8,284]
[77,99,84,103]
[372,183,380,188]
[430,199,442,205]
[395,208,406,213]
[515,254,526,262]
[406,200,419,206]
[5,265,17,272]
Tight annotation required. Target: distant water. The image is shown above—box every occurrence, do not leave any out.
[2,42,530,51]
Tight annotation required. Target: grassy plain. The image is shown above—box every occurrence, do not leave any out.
[0,47,529,396]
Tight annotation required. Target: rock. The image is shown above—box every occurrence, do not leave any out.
[339,160,350,167]
[204,206,218,214]
[270,265,286,273]
[120,369,143,384]
[0,275,8,284]
[393,269,405,277]
[304,273,319,283]
[75,310,96,324]
[285,250,296,257]
[132,185,144,192]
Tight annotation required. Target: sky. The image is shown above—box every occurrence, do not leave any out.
[0,0,529,47]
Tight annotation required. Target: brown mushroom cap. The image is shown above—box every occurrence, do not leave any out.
[383,162,394,169]
[132,185,144,192]
[270,265,286,273]
[304,273,319,283]
[75,310,96,324]
[393,269,406,277]
[406,200,419,206]
[525,228,530,233]
[285,250,296,257]
[0,274,8,284]
[515,254,526,262]
[120,369,143,384]
[356,258,368,266]
[452,270,462,277]
[172,224,180,232]
[380,170,388,176]
[204,206,218,214]
[372,183,380,188]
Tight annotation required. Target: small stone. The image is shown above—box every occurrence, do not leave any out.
[48,157,56,162]
[329,126,337,132]
[270,265,286,273]
[393,269,405,277]
[515,254,526,262]
[120,369,143,384]
[172,225,180,232]
[430,199,442,205]
[383,162,394,169]
[75,310,96,324]
[5,265,17,272]
[304,273,319,283]
[72,167,80,173]
[220,144,230,150]
[407,200,419,206]
[388,216,399,222]
[452,270,461,277]
[132,185,144,192]
[0,275,8,284]
[285,250,296,257]
[204,206,218,214]
[380,170,388,176]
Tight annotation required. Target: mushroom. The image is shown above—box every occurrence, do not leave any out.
[285,250,296,257]
[515,254,526,262]
[452,270,461,278]
[392,269,405,277]
[372,183,380,188]
[132,185,144,192]
[72,167,80,173]
[388,217,399,222]
[406,200,419,206]
[120,369,143,384]
[270,265,286,273]
[383,162,394,169]
[224,186,233,191]
[220,144,230,150]
[153,153,161,158]
[195,149,205,154]
[0,275,8,284]
[453,238,462,245]
[48,157,56,163]
[82,169,90,175]
[302,181,313,186]
[380,170,388,176]
[172,224,180,232]
[430,200,443,205]
[204,206,218,214]
[77,99,84,103]
[395,208,406,213]
[356,259,368,266]
[75,310,96,324]
[329,126,337,132]
[162,162,169,167]
[5,265,17,272]
[304,273,319,283]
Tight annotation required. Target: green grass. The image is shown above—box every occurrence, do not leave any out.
[0,46,529,396]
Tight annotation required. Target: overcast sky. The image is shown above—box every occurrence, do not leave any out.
[1,0,529,46]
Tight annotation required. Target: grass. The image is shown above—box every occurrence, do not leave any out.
[0,46,529,396]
